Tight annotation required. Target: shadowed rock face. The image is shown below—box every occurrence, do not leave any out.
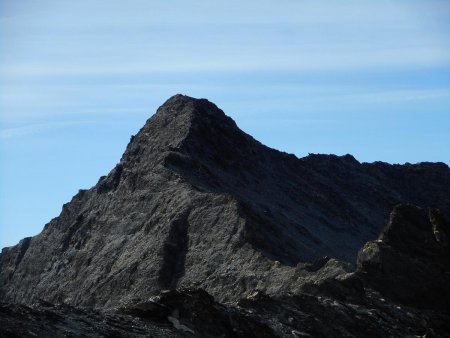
[356,204,450,311]
[1,94,450,314]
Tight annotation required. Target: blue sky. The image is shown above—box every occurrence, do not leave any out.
[1,0,449,248]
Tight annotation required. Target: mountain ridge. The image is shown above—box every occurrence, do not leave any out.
[1,94,449,310]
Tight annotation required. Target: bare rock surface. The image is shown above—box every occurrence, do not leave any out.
[356,204,450,311]
[1,95,449,337]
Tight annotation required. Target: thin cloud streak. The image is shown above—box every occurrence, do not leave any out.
[2,0,449,26]
[2,45,449,79]
[2,2,449,80]
[2,81,449,121]
[0,121,97,139]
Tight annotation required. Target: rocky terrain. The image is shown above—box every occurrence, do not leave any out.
[1,95,449,337]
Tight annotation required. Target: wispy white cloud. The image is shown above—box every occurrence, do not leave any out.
[2,0,449,26]
[1,0,449,125]
[0,121,96,139]
[1,1,449,81]
[1,43,448,79]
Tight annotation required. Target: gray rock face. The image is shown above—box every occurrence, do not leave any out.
[1,94,450,311]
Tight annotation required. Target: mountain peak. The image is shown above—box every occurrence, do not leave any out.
[119,95,237,166]
[155,94,230,122]
[1,95,450,336]
[1,95,449,312]
[141,94,238,146]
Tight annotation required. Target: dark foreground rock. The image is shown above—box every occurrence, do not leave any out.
[1,287,449,337]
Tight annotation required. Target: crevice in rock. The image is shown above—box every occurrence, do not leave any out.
[158,208,191,289]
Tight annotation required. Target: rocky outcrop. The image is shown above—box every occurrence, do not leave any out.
[356,204,450,311]
[1,95,449,310]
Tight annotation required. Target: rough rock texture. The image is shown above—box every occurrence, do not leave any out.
[2,287,450,338]
[1,94,450,310]
[356,204,450,311]
[0,289,276,338]
[1,95,450,337]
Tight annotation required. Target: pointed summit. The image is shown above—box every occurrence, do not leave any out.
[150,93,237,134]
[156,94,229,119]
[119,94,239,167]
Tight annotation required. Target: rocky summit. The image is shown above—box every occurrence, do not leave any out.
[1,94,450,337]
